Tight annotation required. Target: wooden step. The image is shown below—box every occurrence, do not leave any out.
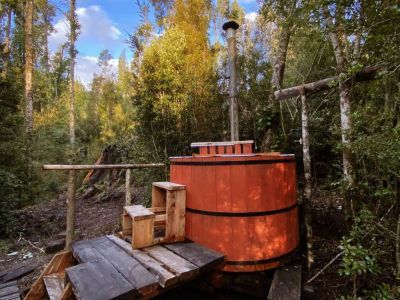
[124,205,154,220]
[123,205,155,248]
[152,182,185,191]
[267,265,302,300]
[43,272,65,300]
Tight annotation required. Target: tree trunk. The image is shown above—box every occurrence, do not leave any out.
[69,0,76,146]
[24,0,34,171]
[66,0,77,248]
[2,6,12,77]
[339,81,354,187]
[301,89,313,270]
[263,20,293,151]
[324,7,355,190]
[43,3,50,73]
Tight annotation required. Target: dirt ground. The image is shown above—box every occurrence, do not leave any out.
[0,186,350,299]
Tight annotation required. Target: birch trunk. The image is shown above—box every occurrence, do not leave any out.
[24,0,34,170]
[301,89,313,270]
[69,0,76,146]
[324,7,355,189]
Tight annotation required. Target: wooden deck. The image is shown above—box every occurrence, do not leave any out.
[0,281,20,300]
[65,235,224,300]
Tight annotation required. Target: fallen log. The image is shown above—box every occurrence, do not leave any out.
[274,64,386,100]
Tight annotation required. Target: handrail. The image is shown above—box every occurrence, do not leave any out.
[44,162,165,250]
[43,163,164,170]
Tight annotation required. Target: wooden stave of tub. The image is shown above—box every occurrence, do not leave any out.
[170,153,300,272]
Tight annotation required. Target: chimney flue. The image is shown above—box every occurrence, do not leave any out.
[223,20,240,142]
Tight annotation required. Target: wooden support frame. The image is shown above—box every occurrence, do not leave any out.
[42,163,164,252]
[24,251,74,300]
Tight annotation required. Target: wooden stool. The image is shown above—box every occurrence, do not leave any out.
[122,205,155,249]
[151,182,186,243]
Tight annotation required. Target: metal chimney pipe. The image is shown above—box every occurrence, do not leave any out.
[223,20,240,141]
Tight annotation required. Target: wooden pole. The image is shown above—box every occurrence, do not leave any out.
[65,170,76,250]
[301,88,314,270]
[125,168,131,206]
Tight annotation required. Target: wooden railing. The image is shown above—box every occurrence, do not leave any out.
[43,163,165,250]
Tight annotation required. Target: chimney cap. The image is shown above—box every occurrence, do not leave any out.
[222,20,239,31]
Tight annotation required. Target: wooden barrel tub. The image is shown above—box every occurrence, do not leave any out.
[170,148,299,272]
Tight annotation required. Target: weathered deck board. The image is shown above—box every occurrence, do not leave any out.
[144,245,198,280]
[72,238,158,296]
[164,242,225,269]
[107,235,178,288]
[66,259,135,300]
[267,265,302,300]
[90,237,158,295]
[65,235,224,299]
[0,280,20,300]
[0,265,35,284]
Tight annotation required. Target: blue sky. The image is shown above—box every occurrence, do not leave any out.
[49,0,259,86]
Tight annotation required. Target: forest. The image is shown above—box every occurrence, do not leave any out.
[0,0,400,299]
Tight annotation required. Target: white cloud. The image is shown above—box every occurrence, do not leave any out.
[49,5,124,88]
[244,12,258,23]
[49,5,122,51]
[75,56,118,88]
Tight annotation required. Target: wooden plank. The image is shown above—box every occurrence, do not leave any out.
[0,282,17,289]
[151,186,165,207]
[164,242,224,269]
[0,285,19,297]
[107,235,178,288]
[144,245,198,280]
[122,212,132,235]
[59,283,73,300]
[165,190,186,242]
[190,141,253,147]
[152,182,185,191]
[148,207,165,213]
[24,251,73,300]
[1,293,20,300]
[133,216,154,249]
[66,259,135,300]
[43,273,65,300]
[89,237,158,296]
[71,240,101,263]
[0,265,35,284]
[154,214,166,226]
[124,205,154,220]
[267,265,302,300]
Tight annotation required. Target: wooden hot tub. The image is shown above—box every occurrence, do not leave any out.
[170,141,299,272]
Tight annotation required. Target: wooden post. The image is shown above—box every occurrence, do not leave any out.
[125,168,131,206]
[65,170,76,250]
[300,88,313,270]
